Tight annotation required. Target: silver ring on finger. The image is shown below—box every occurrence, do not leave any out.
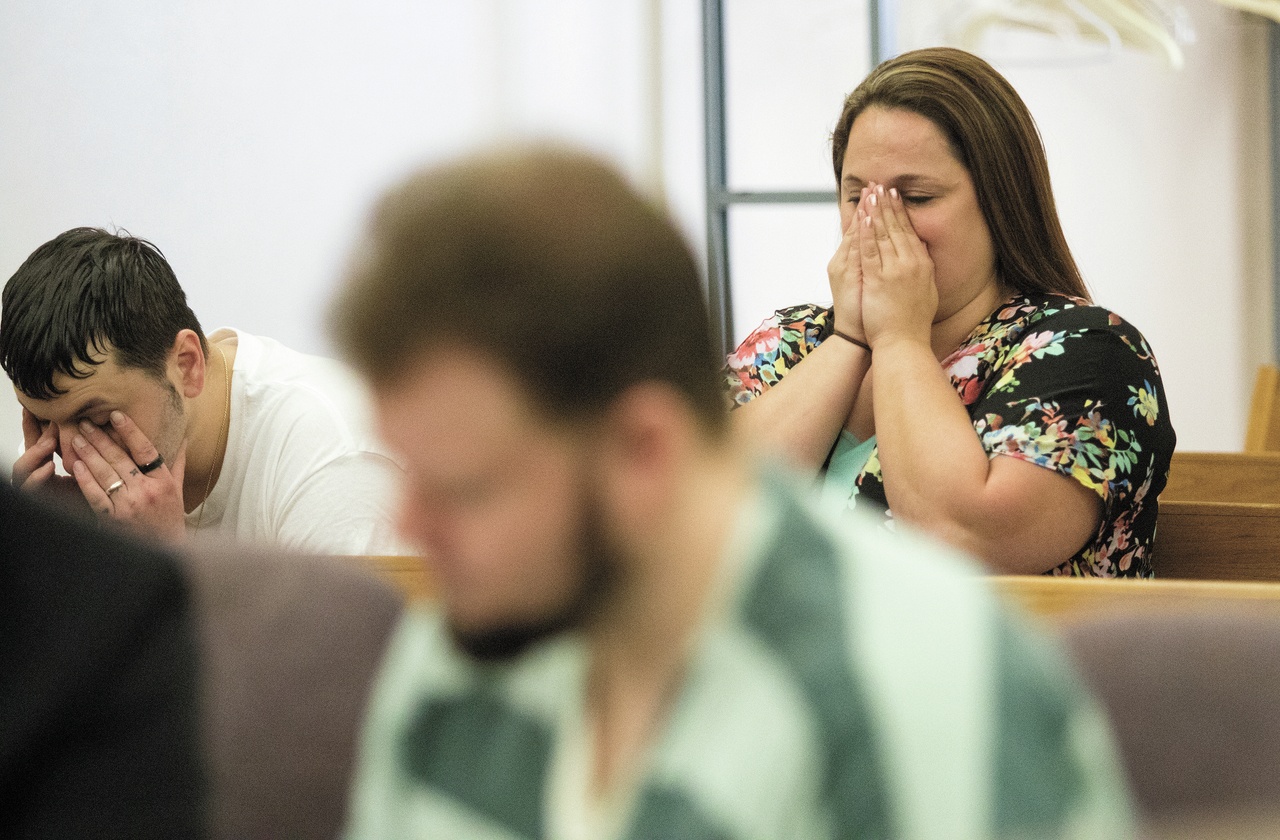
[105,478,125,497]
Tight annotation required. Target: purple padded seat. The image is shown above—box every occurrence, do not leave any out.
[1060,609,1280,835]
[181,547,403,840]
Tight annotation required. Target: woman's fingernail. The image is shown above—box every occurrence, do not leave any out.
[869,192,878,206]
[889,187,898,199]
[876,184,885,195]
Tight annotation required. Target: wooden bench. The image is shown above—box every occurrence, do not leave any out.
[1246,363,1280,452]
[993,575,1280,625]
[362,547,1280,621]
[1153,500,1280,581]
[355,554,436,601]
[1162,450,1280,505]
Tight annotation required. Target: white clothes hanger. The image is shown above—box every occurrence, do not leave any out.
[943,0,1122,64]
[939,0,1189,69]
[1210,0,1280,25]
[1077,0,1185,67]
[1050,0,1127,50]
[953,0,1078,42]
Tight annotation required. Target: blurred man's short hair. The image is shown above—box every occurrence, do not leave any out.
[330,145,726,434]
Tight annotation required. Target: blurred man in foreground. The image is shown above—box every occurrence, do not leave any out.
[333,145,1134,839]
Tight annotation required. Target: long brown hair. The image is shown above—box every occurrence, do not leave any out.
[831,47,1089,301]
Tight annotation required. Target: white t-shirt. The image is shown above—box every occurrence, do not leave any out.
[185,329,406,555]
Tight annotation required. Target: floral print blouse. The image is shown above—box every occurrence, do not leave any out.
[725,293,1177,577]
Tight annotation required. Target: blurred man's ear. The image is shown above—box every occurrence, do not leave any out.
[594,383,693,537]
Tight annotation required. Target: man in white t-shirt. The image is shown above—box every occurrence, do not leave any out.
[0,226,404,555]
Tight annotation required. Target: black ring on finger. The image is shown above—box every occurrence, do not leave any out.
[137,455,165,475]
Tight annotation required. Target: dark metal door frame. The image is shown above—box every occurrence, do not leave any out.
[701,0,888,354]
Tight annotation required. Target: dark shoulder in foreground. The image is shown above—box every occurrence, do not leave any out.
[0,483,205,840]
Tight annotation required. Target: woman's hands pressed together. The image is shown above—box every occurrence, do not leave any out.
[826,194,868,342]
[854,183,938,352]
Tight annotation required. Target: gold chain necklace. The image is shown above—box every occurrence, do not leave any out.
[194,345,231,531]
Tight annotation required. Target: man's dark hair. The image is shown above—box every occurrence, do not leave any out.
[0,227,207,399]
[330,145,726,434]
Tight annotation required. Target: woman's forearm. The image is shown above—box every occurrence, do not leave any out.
[872,336,992,518]
[871,336,1101,572]
[730,337,871,474]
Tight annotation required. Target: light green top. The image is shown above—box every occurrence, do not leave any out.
[820,430,877,512]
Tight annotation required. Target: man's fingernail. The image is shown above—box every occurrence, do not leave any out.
[111,411,124,424]
[73,435,86,449]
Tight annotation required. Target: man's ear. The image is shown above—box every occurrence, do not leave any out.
[170,329,208,398]
[595,383,690,533]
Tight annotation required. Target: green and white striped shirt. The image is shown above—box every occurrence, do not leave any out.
[345,469,1134,840]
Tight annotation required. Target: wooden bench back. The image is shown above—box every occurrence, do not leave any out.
[363,555,1280,617]
[1163,451,1280,505]
[1153,500,1280,581]
[993,575,1280,624]
[1246,363,1280,452]
[356,555,436,601]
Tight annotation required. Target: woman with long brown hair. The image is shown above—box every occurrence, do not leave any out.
[727,47,1175,577]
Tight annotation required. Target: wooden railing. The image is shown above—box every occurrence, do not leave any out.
[353,554,436,601]
[993,575,1280,624]
[353,553,1280,630]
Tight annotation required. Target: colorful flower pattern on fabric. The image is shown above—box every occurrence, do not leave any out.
[725,294,1177,577]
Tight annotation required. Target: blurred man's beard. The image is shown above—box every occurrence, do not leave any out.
[449,489,621,663]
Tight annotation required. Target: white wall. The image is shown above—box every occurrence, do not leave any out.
[0,0,708,467]
[991,3,1273,453]
[0,0,1271,464]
